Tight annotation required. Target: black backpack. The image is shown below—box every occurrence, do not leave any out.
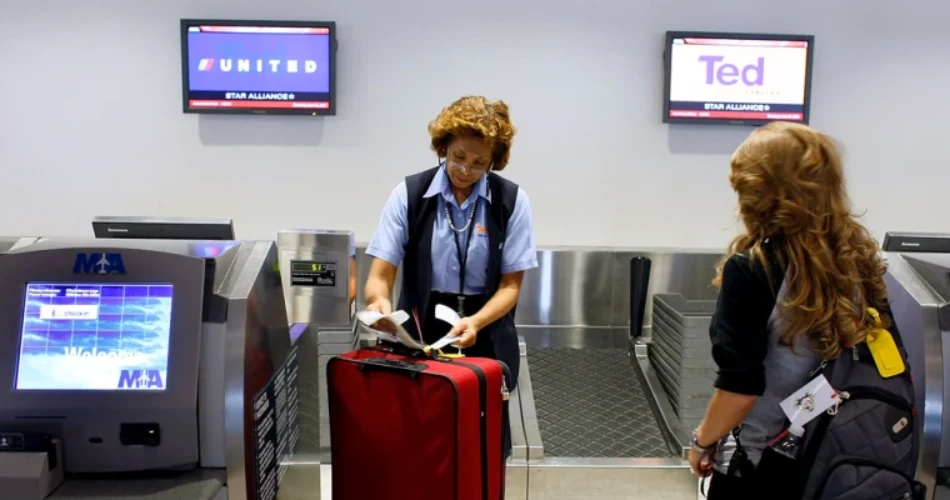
[794,311,923,499]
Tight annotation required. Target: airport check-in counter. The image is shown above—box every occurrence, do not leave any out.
[277,229,357,461]
[882,232,950,499]
[0,238,315,500]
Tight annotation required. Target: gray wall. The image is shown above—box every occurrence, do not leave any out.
[0,0,947,247]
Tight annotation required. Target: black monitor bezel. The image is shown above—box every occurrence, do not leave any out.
[662,30,816,127]
[179,18,338,117]
[92,220,235,241]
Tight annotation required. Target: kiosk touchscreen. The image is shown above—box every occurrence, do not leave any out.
[16,282,173,391]
[0,242,206,473]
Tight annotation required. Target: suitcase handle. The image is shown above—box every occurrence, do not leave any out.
[358,358,427,379]
[374,340,428,359]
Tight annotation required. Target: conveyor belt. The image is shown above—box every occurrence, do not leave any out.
[527,347,673,458]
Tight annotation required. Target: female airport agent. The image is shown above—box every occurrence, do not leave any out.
[363,95,538,392]
[687,122,893,498]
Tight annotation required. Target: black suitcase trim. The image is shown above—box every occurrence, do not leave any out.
[454,361,489,500]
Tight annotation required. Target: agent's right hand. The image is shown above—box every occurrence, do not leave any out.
[366,298,396,333]
[366,298,393,315]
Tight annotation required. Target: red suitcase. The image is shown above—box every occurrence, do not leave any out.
[328,345,509,500]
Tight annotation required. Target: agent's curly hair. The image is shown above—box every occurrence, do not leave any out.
[714,122,890,360]
[428,96,516,171]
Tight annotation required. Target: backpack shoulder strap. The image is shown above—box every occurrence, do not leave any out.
[876,300,910,354]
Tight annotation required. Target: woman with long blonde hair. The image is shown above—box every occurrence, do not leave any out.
[686,121,891,497]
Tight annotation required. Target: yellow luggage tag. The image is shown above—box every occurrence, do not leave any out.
[864,308,906,378]
[421,346,466,359]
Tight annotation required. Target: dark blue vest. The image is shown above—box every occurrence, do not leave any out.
[397,166,521,388]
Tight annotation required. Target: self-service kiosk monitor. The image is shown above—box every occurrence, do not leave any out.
[0,241,207,473]
[93,216,235,240]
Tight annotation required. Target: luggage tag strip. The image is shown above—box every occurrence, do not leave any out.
[422,305,466,359]
[779,374,841,429]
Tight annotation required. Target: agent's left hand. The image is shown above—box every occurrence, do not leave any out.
[447,317,481,348]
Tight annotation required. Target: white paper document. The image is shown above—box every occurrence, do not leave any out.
[428,335,459,351]
[356,305,468,352]
[434,304,461,327]
[356,310,410,327]
[356,310,425,350]
[428,305,462,350]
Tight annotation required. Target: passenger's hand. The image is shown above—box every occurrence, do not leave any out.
[447,317,481,348]
[688,447,715,478]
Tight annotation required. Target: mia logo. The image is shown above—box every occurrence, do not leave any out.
[73,253,126,275]
[118,369,164,389]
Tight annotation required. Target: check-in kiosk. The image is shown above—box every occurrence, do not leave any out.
[0,238,315,500]
[882,232,950,499]
[277,229,357,461]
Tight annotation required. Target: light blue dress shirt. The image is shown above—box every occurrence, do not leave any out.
[367,166,539,295]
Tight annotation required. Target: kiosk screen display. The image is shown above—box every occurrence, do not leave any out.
[15,283,173,391]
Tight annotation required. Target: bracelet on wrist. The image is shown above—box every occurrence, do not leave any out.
[690,429,717,453]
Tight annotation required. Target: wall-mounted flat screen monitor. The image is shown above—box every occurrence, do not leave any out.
[662,31,815,126]
[180,19,336,116]
[16,283,173,391]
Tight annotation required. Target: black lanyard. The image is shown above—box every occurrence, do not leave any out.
[450,200,478,315]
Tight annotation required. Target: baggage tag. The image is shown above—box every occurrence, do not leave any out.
[433,305,465,357]
[779,374,840,428]
[426,336,466,359]
[865,308,906,378]
[435,304,461,329]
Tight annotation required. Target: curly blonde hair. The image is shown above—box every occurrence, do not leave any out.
[714,122,890,360]
[428,96,516,171]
